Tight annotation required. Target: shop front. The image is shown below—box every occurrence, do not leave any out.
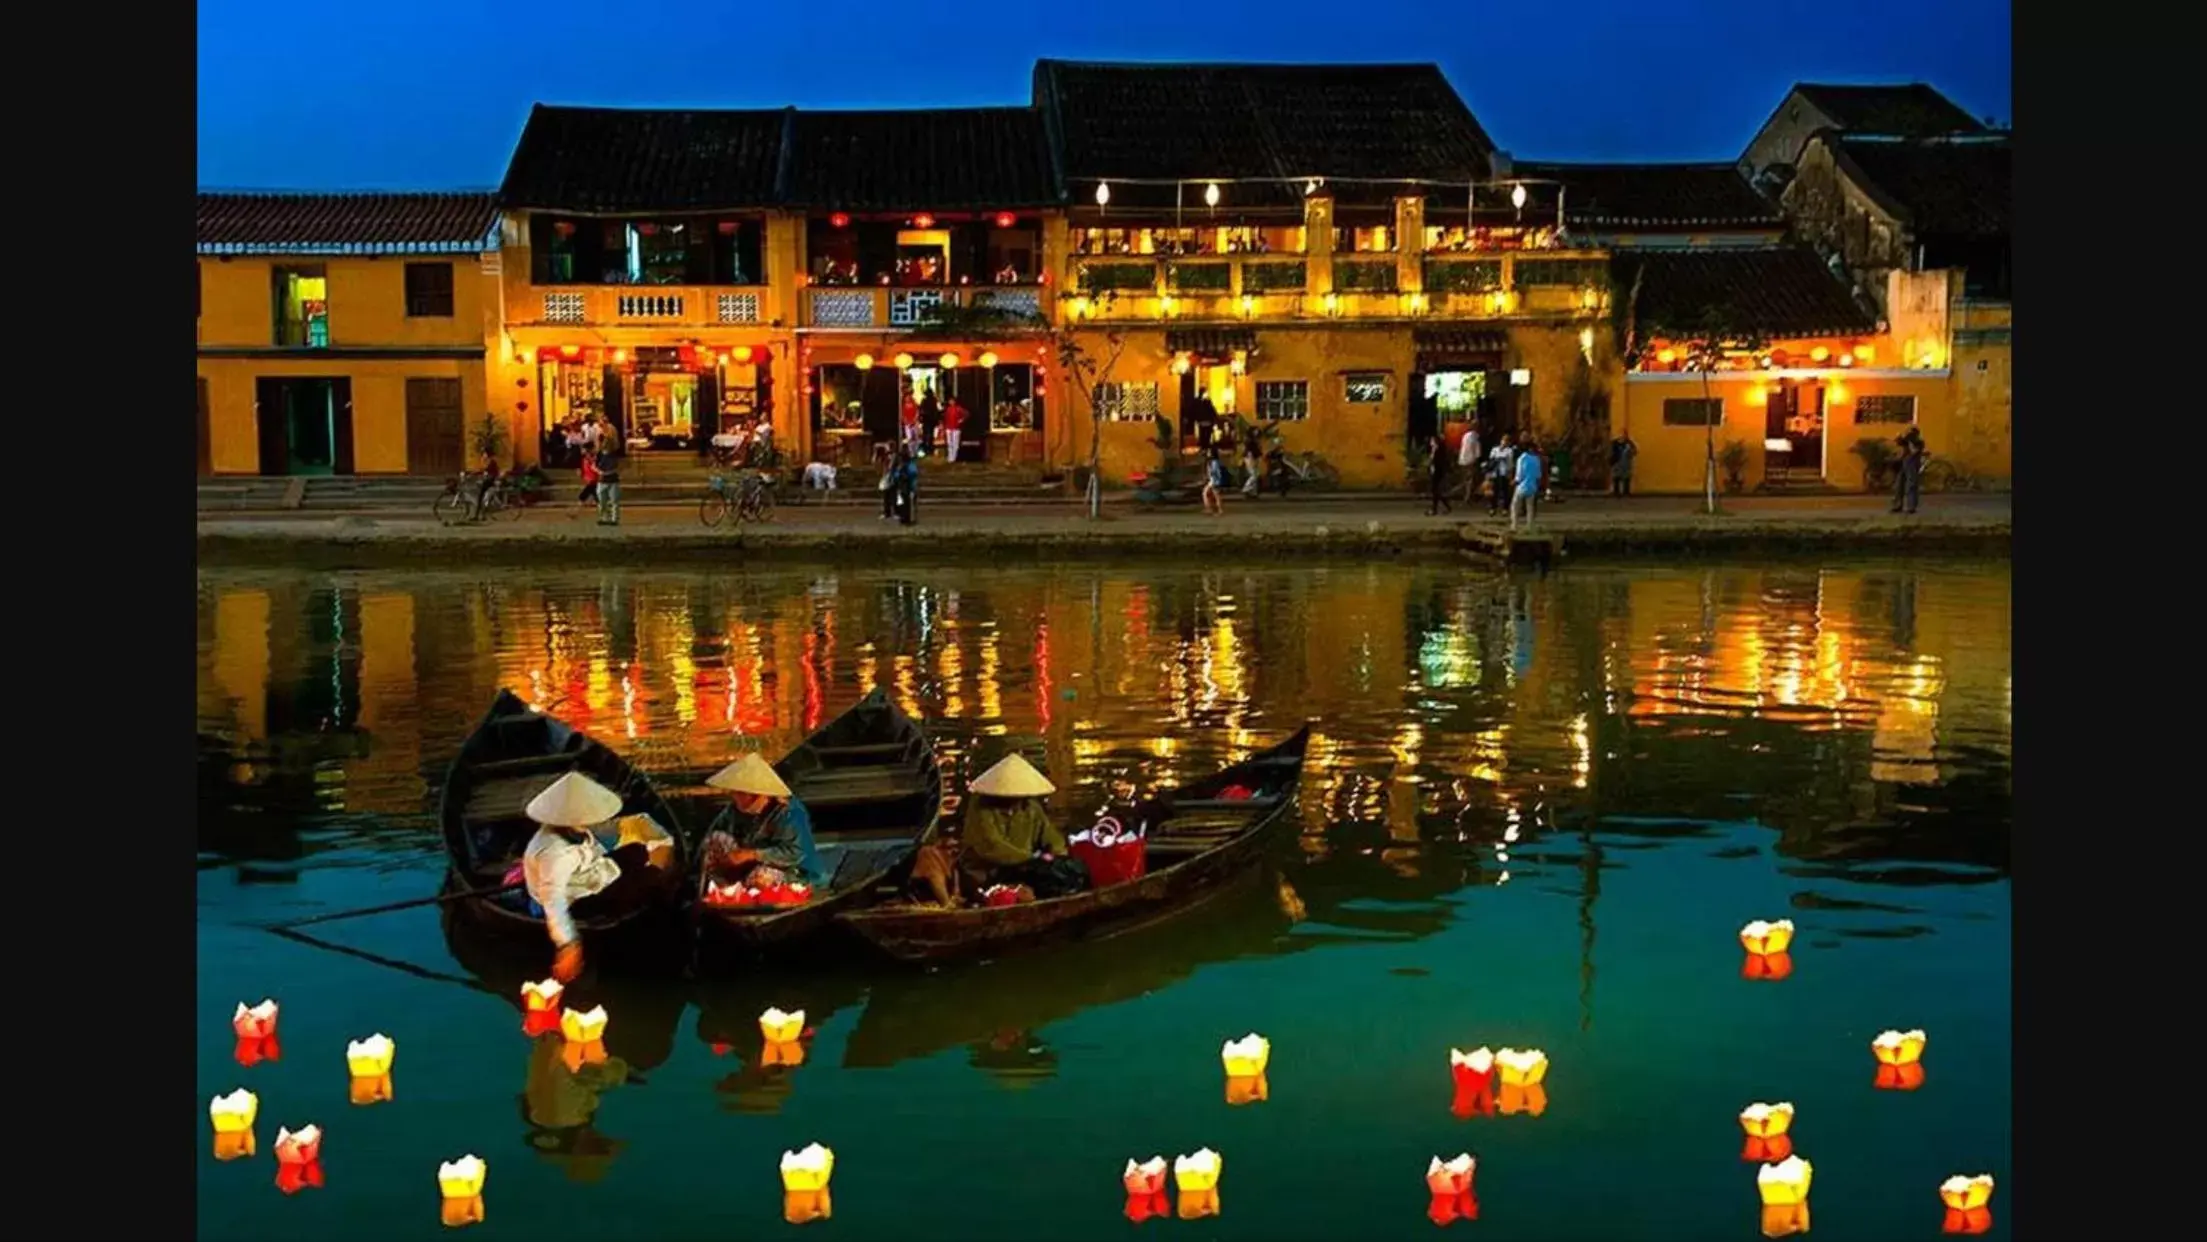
[1409,328,1513,449]
[805,343,1047,467]
[532,342,776,464]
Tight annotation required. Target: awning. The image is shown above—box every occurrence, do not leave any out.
[1414,327,1507,369]
[1166,328,1258,360]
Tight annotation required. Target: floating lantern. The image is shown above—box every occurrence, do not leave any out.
[1761,1202,1811,1238]
[521,979,563,1013]
[854,353,874,371]
[1176,1187,1221,1220]
[1873,1029,1927,1065]
[780,1143,835,1192]
[346,1033,395,1078]
[210,1088,257,1135]
[1173,1148,1222,1193]
[1939,1174,1994,1234]
[1449,1047,1495,1091]
[274,1125,324,1193]
[235,1033,280,1066]
[783,1188,832,1224]
[759,1007,806,1044]
[1497,1082,1548,1116]
[438,1155,486,1228]
[561,1006,609,1044]
[1220,1033,1270,1078]
[893,352,914,370]
[1740,919,1795,955]
[1426,1154,1476,1197]
[979,351,998,368]
[1495,1048,1547,1086]
[1124,1156,1168,1197]
[1758,1154,1813,1206]
[232,999,279,1040]
[762,1039,807,1068]
[1224,1073,1268,1106]
[1124,1189,1170,1223]
[1740,1102,1796,1161]
[1743,950,1795,981]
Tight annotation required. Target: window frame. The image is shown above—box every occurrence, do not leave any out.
[1853,394,1918,425]
[1254,379,1312,422]
[1343,373,1389,405]
[1660,397,1723,427]
[1096,380,1161,422]
[403,261,456,318]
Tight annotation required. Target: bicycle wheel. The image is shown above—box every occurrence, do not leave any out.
[433,491,470,526]
[488,489,522,521]
[751,486,777,522]
[699,494,731,527]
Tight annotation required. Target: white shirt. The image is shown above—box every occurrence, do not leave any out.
[1489,444,1516,477]
[523,826,623,947]
[579,421,604,447]
[1457,431,1482,468]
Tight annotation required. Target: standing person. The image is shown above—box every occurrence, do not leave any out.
[876,441,897,521]
[1487,433,1517,516]
[942,395,968,463]
[1240,424,1263,498]
[1425,433,1454,516]
[1610,431,1638,498]
[1892,433,1925,515]
[1201,445,1228,515]
[577,440,601,509]
[1186,388,1219,454]
[593,443,622,526]
[918,387,942,458]
[892,444,920,526]
[1510,439,1544,531]
[1456,424,1483,506]
[899,391,920,454]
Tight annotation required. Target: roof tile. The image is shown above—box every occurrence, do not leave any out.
[784,108,1057,211]
[498,105,786,212]
[1510,162,1782,230]
[196,192,499,253]
[1618,246,1876,340]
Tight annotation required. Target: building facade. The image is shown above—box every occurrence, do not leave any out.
[197,193,501,476]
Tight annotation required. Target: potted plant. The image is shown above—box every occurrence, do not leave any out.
[1718,439,1750,494]
[1851,437,1898,492]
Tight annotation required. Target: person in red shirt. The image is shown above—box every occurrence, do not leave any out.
[943,397,968,462]
[899,394,920,454]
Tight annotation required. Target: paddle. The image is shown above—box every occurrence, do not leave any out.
[267,880,526,932]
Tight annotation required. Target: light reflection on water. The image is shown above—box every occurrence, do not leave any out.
[196,560,2009,1241]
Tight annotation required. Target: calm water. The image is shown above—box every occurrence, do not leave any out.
[196,559,2011,1241]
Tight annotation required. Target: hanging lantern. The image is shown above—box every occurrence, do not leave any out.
[438,1155,487,1228]
[1204,182,1221,208]
[1172,353,1192,376]
[521,979,563,1014]
[894,352,914,370]
[1740,1103,1796,1162]
[1742,919,1797,955]
[232,999,279,1040]
[1224,1073,1268,1106]
[912,213,936,229]
[1220,1034,1270,1077]
[829,212,850,229]
[1095,182,1111,207]
[1510,183,1528,210]
[274,1125,325,1194]
[780,1143,835,1192]
[1939,1175,1994,1234]
[1742,949,1795,981]
[1123,1157,1169,1198]
[978,350,999,369]
[731,344,753,364]
[1172,1148,1222,1193]
[1495,1048,1547,1086]
[784,1189,833,1225]
[1176,1187,1221,1220]
[1426,1154,1475,1197]
[209,1088,258,1135]
[939,352,960,369]
[994,212,1017,229]
[759,1008,806,1044]
[560,1006,609,1044]
[854,353,874,371]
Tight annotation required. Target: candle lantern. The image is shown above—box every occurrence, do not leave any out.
[274,1125,324,1193]
[1939,1174,1994,1234]
[759,1007,806,1044]
[780,1143,835,1192]
[783,1188,833,1224]
[438,1155,487,1228]
[1740,1102,1796,1161]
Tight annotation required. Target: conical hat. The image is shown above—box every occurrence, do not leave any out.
[707,752,791,798]
[524,771,623,827]
[968,753,1056,798]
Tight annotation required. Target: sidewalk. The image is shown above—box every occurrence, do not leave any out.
[197,491,2011,568]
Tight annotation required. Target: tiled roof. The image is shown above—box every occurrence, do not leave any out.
[196,192,499,254]
[1794,83,1986,137]
[784,108,1057,211]
[1833,136,2010,239]
[1413,327,1508,358]
[1166,327,1258,356]
[1036,60,1494,210]
[498,104,787,212]
[1618,246,1876,340]
[1510,161,1782,230]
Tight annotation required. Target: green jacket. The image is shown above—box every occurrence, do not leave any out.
[965,797,1066,866]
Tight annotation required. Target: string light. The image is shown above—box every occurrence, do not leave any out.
[1204,182,1221,208]
[1095,182,1111,207]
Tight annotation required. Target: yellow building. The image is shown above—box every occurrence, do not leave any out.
[197,193,502,475]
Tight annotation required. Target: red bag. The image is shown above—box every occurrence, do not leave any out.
[1071,814,1148,887]
[1217,784,1254,801]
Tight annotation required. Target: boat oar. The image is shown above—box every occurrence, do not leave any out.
[266,880,525,932]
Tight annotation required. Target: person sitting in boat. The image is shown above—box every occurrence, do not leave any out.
[699,753,823,891]
[522,772,666,983]
[962,754,1088,898]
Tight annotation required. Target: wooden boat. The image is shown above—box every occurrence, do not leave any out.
[691,688,942,959]
[835,724,1312,966]
[438,689,694,951]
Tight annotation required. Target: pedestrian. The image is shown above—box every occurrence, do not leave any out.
[577,441,600,508]
[1240,424,1263,498]
[943,395,968,463]
[1456,424,1483,506]
[900,392,920,454]
[593,444,622,526]
[1510,439,1544,531]
[1487,432,1517,516]
[891,444,920,525]
[1892,432,1925,515]
[1425,433,1454,515]
[1201,445,1227,515]
[918,387,942,457]
[1610,431,1637,498]
[876,441,898,521]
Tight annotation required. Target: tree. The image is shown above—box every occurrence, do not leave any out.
[1620,278,1766,514]
[1055,327,1126,517]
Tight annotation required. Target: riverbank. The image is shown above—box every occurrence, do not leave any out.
[196,492,2011,568]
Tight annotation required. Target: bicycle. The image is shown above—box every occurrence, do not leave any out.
[434,473,524,526]
[1264,450,1342,495]
[698,471,778,527]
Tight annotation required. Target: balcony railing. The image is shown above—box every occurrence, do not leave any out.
[1062,252,1611,323]
[519,285,770,328]
[800,285,1050,330]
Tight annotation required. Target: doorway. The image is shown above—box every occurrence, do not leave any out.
[1764,381,1826,483]
[254,377,353,476]
[405,378,466,475]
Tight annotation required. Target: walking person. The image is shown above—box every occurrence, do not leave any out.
[876,441,898,521]
[1510,439,1544,531]
[1610,431,1637,498]
[577,439,601,509]
[1425,433,1454,515]
[1456,424,1483,506]
[1240,424,1263,498]
[942,395,968,463]
[891,444,920,526]
[899,392,920,455]
[1201,445,1228,515]
[918,387,942,458]
[593,444,622,526]
[1891,432,1926,515]
[1486,432,1517,516]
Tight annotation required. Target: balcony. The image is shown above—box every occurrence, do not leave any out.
[799,285,1050,330]
[517,286,772,329]
[1061,252,1611,324]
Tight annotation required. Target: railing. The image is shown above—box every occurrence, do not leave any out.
[1062,250,1612,323]
[519,286,771,328]
[799,285,1050,330]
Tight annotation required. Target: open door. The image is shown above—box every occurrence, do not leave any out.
[332,378,355,475]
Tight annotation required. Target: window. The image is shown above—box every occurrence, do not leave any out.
[1344,373,1389,404]
[271,265,329,348]
[1096,381,1160,422]
[1854,395,1917,425]
[1255,380,1310,422]
[1662,397,1723,426]
[404,262,455,317]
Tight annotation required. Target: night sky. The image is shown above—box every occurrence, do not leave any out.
[196,0,2010,190]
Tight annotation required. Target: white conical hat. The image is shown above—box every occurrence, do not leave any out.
[524,772,623,827]
[968,753,1056,798]
[707,752,791,798]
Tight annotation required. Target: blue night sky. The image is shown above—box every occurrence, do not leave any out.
[196,0,2010,191]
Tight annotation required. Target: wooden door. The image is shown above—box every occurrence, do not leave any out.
[405,377,466,475]
[196,377,212,475]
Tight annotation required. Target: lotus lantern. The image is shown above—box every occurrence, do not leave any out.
[1426,1153,1476,1196]
[759,1007,806,1044]
[1173,1148,1222,1193]
[1873,1029,1927,1065]
[345,1033,396,1077]
[1740,919,1796,955]
[438,1155,487,1200]
[1220,1033,1269,1077]
[1940,1174,1995,1234]
[780,1143,835,1192]
[1495,1047,1548,1086]
[232,999,279,1040]
[274,1124,322,1166]
[560,1005,609,1044]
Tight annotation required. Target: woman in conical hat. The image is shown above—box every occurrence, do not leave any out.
[961,753,1085,899]
[700,752,822,889]
[521,772,666,982]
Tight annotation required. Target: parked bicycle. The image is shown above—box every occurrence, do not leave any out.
[434,471,524,526]
[699,471,778,527]
[1263,448,1342,496]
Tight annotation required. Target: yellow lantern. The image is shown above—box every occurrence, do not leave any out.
[559,1038,608,1074]
[1176,1187,1221,1220]
[759,1007,806,1044]
[939,352,960,369]
[1809,346,1830,362]
[439,1155,487,1227]
[1740,1102,1795,1138]
[345,1033,396,1078]
[213,1130,256,1161]
[1761,1202,1811,1238]
[979,351,999,369]
[1224,1073,1268,1106]
[1220,1033,1270,1077]
[780,1143,835,1192]
[783,1188,833,1224]
[1757,1154,1813,1206]
[1171,353,1192,376]
[520,979,563,1013]
[1495,1047,1548,1086]
[560,1005,609,1044]
[350,1072,394,1105]
[1740,920,1795,955]
[1853,344,1874,363]
[232,999,279,1040]
[855,353,875,371]
[894,352,914,370]
[762,1039,807,1068]
[1173,1148,1222,1193]
[1940,1175,1993,1211]
[1872,1029,1928,1066]
[209,1088,258,1134]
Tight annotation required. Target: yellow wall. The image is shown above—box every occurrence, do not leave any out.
[199,357,490,475]
[1948,300,2012,482]
[199,253,495,350]
[1618,370,1957,493]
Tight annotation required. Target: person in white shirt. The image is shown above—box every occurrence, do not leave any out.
[520,771,661,982]
[1455,426,1483,505]
[802,461,838,491]
[1486,433,1517,516]
[578,416,604,452]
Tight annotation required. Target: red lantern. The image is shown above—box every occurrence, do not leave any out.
[828,212,850,229]
[274,1126,324,1194]
[1743,1133,1795,1163]
[1742,951,1794,981]
[1123,1192,1169,1223]
[994,212,1016,229]
[234,1035,281,1066]
[717,220,739,235]
[911,214,936,229]
[637,223,658,237]
[553,221,575,238]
